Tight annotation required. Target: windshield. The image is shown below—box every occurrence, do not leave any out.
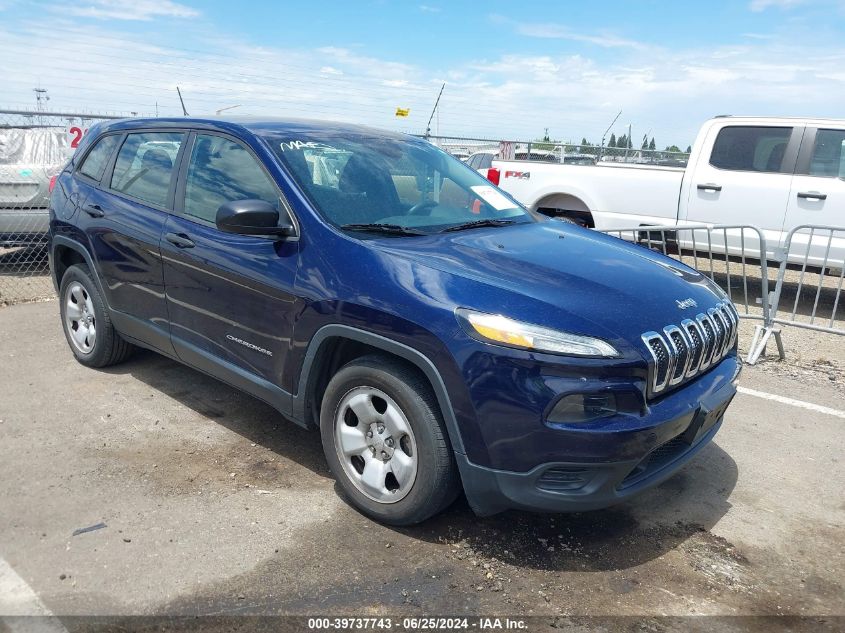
[261,130,533,233]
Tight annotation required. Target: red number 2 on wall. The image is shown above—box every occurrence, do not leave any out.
[69,127,87,148]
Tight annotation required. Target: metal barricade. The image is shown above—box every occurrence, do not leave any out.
[746,225,845,363]
[598,224,775,363]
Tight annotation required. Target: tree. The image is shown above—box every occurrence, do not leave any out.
[609,133,616,148]
[648,137,656,151]
[581,137,588,146]
[686,145,692,153]
[641,134,648,150]
[665,145,681,153]
[617,134,628,149]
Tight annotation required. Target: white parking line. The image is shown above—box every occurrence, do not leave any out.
[738,386,845,419]
[0,558,68,632]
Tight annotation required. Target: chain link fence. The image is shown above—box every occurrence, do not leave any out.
[424,135,691,167]
[0,109,120,306]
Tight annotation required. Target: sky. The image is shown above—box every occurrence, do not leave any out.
[1,0,844,146]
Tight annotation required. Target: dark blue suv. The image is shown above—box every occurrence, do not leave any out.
[49,117,740,525]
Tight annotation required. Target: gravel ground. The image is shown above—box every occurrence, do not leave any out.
[0,301,843,632]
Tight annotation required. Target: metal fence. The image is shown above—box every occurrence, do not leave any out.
[749,224,845,363]
[0,109,120,305]
[424,134,691,167]
[598,223,845,364]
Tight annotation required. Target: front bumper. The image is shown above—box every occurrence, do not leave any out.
[457,357,738,516]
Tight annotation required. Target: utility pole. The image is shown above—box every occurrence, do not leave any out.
[425,83,445,139]
[33,87,49,125]
[625,122,632,161]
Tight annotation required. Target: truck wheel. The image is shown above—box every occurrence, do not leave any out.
[59,264,133,367]
[320,355,460,525]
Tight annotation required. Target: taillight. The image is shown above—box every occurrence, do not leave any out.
[49,175,58,193]
[486,167,500,186]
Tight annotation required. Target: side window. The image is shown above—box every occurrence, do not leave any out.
[808,129,845,178]
[467,154,480,169]
[183,134,279,223]
[478,154,493,170]
[710,126,792,173]
[109,132,184,207]
[78,134,120,181]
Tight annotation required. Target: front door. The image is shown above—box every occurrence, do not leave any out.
[161,132,300,403]
[682,124,801,259]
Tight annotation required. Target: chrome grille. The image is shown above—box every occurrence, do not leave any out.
[642,301,738,397]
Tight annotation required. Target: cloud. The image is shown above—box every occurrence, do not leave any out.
[2,14,844,145]
[58,0,199,21]
[749,0,806,11]
[491,14,647,49]
[419,5,441,12]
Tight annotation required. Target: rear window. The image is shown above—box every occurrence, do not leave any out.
[710,126,792,173]
[0,128,70,166]
[78,134,121,181]
[109,132,184,207]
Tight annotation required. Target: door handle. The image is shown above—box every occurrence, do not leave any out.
[697,183,722,192]
[83,204,104,218]
[797,191,827,201]
[165,232,195,248]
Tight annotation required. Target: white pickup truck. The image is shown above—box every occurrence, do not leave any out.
[490,116,845,266]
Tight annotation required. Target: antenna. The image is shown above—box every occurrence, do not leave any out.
[176,86,189,116]
[425,83,445,139]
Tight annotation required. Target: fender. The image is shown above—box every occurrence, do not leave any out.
[293,324,466,456]
[50,235,110,307]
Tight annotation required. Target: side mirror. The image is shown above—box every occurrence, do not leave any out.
[215,199,294,237]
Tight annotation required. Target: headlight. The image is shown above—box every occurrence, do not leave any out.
[456,309,618,357]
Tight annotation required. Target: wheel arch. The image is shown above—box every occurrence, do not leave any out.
[293,324,465,456]
[51,236,109,306]
[534,192,595,227]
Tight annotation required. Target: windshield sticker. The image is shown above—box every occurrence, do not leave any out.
[279,140,339,153]
[470,185,517,211]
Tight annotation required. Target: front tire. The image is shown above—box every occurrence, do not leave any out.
[59,264,133,367]
[320,355,460,525]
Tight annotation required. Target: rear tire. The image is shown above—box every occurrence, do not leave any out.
[320,355,460,525]
[59,264,133,367]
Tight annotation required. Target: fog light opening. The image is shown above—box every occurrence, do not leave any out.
[547,392,617,424]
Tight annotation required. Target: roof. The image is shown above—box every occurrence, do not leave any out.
[95,115,412,140]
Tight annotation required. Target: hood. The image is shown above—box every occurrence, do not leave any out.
[375,221,727,348]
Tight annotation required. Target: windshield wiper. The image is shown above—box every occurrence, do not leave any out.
[340,223,427,236]
[440,219,516,233]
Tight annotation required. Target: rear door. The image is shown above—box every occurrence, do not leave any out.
[161,131,300,396]
[83,130,186,353]
[682,124,801,258]
[782,127,845,266]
